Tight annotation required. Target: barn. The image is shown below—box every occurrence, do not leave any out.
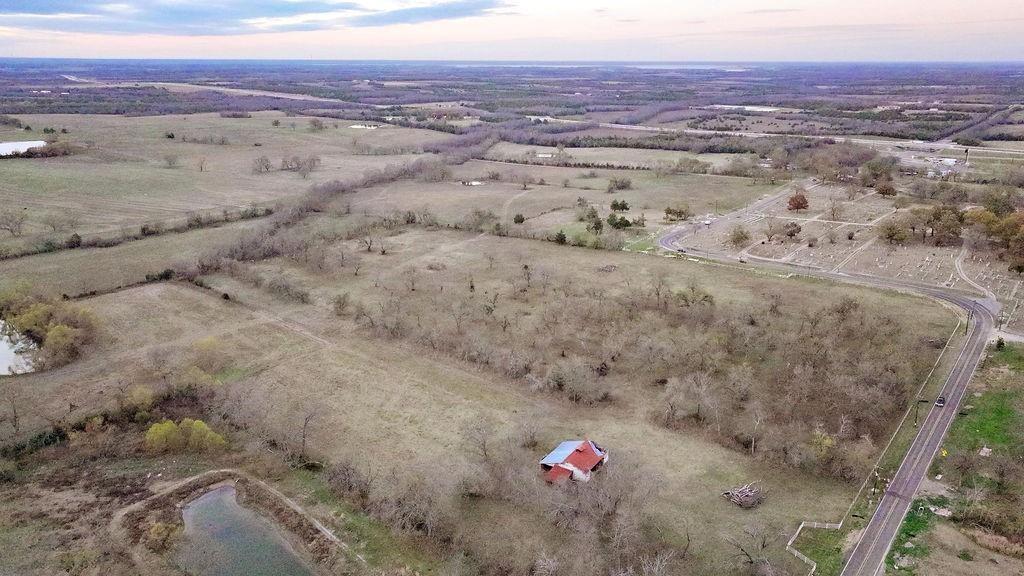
[539,440,608,483]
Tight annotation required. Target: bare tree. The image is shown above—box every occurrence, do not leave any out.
[39,210,77,233]
[252,155,273,174]
[762,216,783,242]
[0,208,28,237]
[1,391,20,438]
[197,156,208,172]
[725,524,779,575]
[827,197,844,221]
[163,153,180,168]
[402,267,420,291]
[298,408,322,462]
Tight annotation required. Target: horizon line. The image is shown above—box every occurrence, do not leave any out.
[3,57,1024,65]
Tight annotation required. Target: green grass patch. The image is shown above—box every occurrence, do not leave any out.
[794,527,850,576]
[282,469,440,574]
[886,497,947,574]
[991,342,1024,372]
[215,365,251,384]
[946,389,1022,451]
[625,237,656,252]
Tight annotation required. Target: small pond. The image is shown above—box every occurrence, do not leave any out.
[174,484,315,576]
[0,320,34,375]
[0,140,47,156]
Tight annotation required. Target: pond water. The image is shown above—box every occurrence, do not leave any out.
[0,320,34,375]
[0,140,47,156]
[174,485,315,576]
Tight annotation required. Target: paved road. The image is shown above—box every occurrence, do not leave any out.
[657,223,997,576]
[840,291,993,576]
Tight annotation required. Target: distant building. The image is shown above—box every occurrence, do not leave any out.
[539,440,608,483]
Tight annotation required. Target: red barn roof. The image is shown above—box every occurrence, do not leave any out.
[539,440,608,483]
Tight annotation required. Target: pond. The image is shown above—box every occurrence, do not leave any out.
[0,320,34,375]
[174,484,315,576]
[0,140,47,156]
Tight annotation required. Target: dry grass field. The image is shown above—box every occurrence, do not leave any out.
[0,111,976,576]
[0,219,263,297]
[483,141,743,170]
[2,224,957,574]
[0,111,445,250]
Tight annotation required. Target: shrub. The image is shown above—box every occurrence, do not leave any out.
[787,192,809,211]
[144,418,226,454]
[332,292,351,316]
[144,522,182,552]
[729,225,751,248]
[39,324,87,368]
[606,177,632,192]
[173,365,219,392]
[191,336,229,373]
[664,204,693,221]
[876,179,897,196]
[953,136,982,147]
[513,213,526,224]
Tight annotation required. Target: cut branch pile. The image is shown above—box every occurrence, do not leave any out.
[722,482,765,509]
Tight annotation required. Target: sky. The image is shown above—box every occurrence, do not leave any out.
[0,0,1022,61]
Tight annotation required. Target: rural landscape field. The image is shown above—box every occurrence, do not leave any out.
[2,3,1024,576]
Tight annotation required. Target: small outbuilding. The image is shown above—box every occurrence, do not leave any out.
[539,440,608,483]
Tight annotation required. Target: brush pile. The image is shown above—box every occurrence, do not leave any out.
[722,482,765,509]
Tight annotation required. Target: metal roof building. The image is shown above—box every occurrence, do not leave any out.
[539,440,608,483]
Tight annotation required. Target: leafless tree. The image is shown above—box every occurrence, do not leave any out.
[298,408,322,462]
[762,216,783,242]
[1,391,20,438]
[402,267,420,291]
[252,156,273,174]
[39,210,77,233]
[163,153,179,168]
[725,524,779,574]
[827,197,844,221]
[0,208,28,237]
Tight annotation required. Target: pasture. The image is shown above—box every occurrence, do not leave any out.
[0,108,971,576]
[483,141,743,169]
[0,111,445,249]
[2,221,957,574]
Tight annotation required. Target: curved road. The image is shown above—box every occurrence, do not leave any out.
[657,225,997,576]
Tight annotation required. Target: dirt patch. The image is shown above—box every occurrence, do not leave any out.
[917,522,1024,576]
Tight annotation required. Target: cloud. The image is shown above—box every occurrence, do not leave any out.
[742,8,803,14]
[348,0,503,27]
[670,23,911,40]
[0,0,503,34]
